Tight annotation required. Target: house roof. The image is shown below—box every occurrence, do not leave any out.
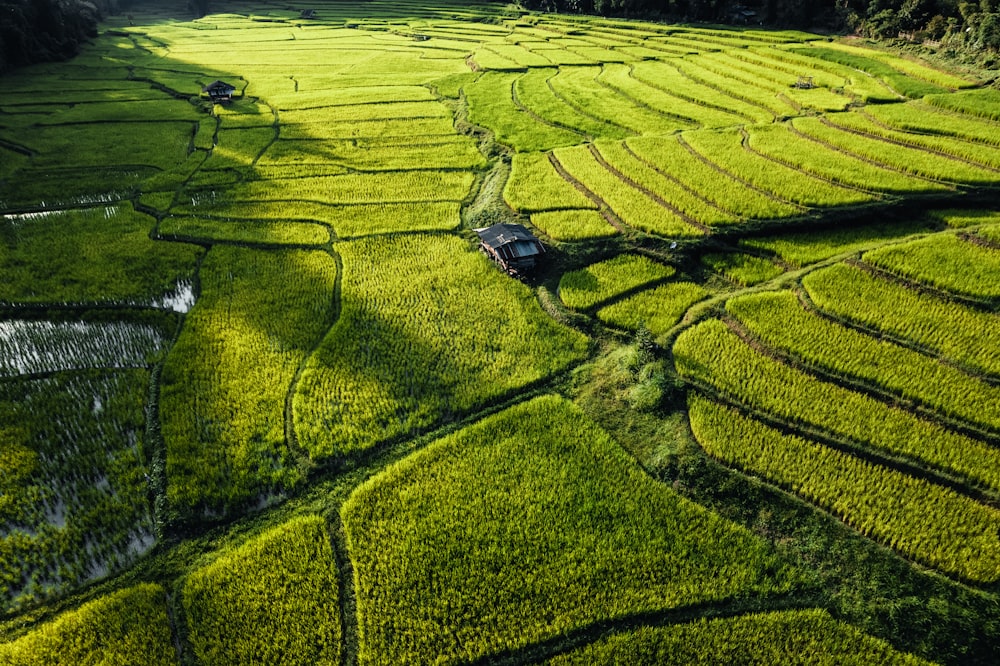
[202,80,236,93]
[476,223,544,260]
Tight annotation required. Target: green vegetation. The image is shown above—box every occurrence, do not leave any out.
[702,252,784,286]
[863,234,1000,302]
[728,290,1000,433]
[559,254,674,310]
[740,218,938,266]
[596,282,708,336]
[804,263,1000,377]
[548,609,929,665]
[674,319,1000,498]
[182,515,340,666]
[689,395,1000,583]
[0,371,156,610]
[504,152,597,213]
[343,395,796,665]
[294,234,589,460]
[0,205,202,306]
[530,209,617,241]
[0,584,176,666]
[161,247,336,515]
[5,2,1000,662]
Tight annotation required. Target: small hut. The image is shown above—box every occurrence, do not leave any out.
[475,223,545,273]
[202,80,236,102]
[300,9,318,19]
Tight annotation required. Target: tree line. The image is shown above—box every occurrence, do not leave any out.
[521,0,1000,52]
[2,0,998,74]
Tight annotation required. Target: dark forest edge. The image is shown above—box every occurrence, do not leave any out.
[3,0,1000,73]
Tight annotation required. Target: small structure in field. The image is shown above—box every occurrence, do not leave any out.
[202,80,236,102]
[300,9,318,19]
[476,223,545,274]
[794,75,815,89]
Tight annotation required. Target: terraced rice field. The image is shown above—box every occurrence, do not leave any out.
[1,0,999,663]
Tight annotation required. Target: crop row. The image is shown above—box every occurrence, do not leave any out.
[923,88,1000,122]
[862,233,1000,302]
[159,215,331,246]
[182,515,341,665]
[549,608,928,665]
[596,281,708,337]
[342,394,794,665]
[790,116,998,186]
[559,253,675,311]
[503,152,597,213]
[0,370,156,611]
[0,584,177,665]
[803,262,1000,378]
[673,319,1000,497]
[160,246,336,515]
[689,394,1000,583]
[553,144,702,237]
[293,234,589,460]
[745,124,940,195]
[257,136,486,172]
[683,129,870,208]
[790,46,943,99]
[727,290,1000,433]
[0,319,167,377]
[530,209,617,241]
[0,204,202,307]
[702,252,784,286]
[828,111,1000,170]
[739,217,937,267]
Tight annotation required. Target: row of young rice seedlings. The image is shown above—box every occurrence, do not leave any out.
[293,234,589,461]
[788,46,944,99]
[866,102,1000,147]
[0,205,201,311]
[465,71,582,153]
[0,320,166,377]
[832,109,1000,171]
[923,88,1000,122]
[596,62,746,129]
[0,584,176,665]
[673,319,1000,504]
[513,68,621,140]
[669,57,787,121]
[862,233,1000,302]
[594,140,739,226]
[547,66,690,135]
[159,247,337,515]
[815,41,976,90]
[194,170,475,206]
[182,515,340,666]
[702,252,784,286]
[549,608,929,665]
[745,123,942,195]
[727,290,1000,434]
[553,144,703,237]
[696,50,851,112]
[790,115,1000,185]
[626,135,801,220]
[0,371,156,611]
[681,128,872,208]
[257,136,486,171]
[738,217,939,267]
[688,393,1000,584]
[596,281,708,338]
[803,262,1000,378]
[559,254,675,311]
[342,394,795,666]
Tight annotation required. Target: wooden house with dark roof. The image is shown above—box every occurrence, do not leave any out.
[202,80,236,102]
[476,223,545,273]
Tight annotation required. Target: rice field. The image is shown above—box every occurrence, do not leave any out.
[2,0,998,663]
